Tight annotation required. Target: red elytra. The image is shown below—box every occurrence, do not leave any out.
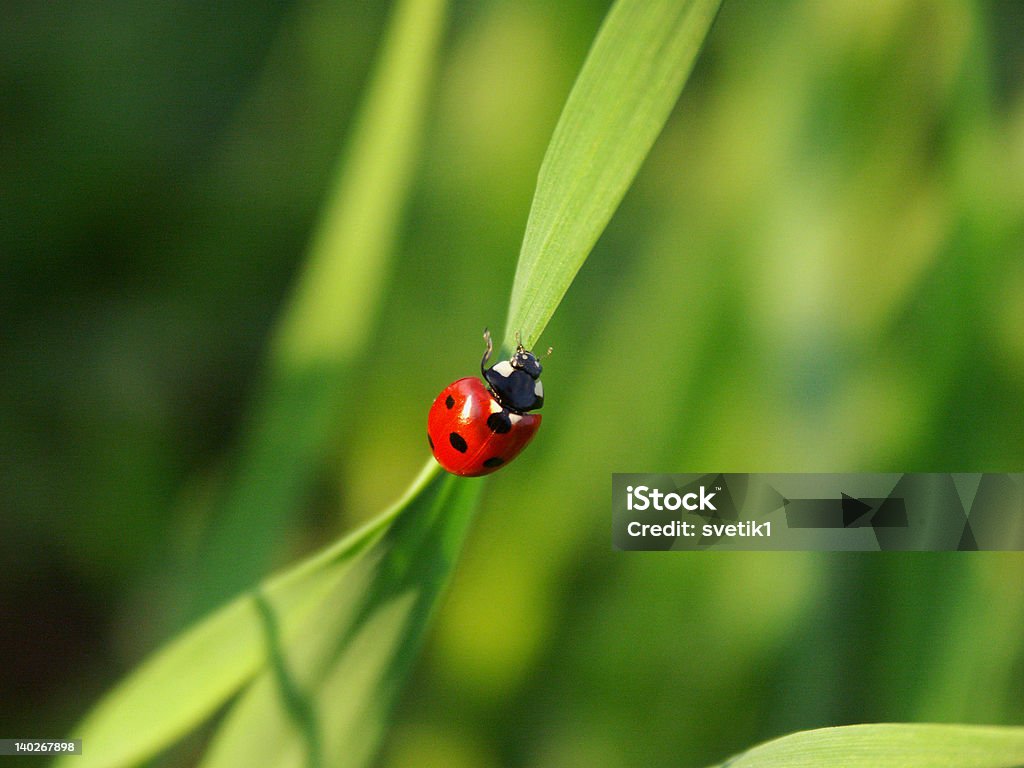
[427,377,541,477]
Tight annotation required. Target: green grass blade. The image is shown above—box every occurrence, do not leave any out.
[179,0,448,621]
[710,724,1024,768]
[272,0,444,369]
[54,462,443,768]
[503,0,721,350]
[197,469,479,768]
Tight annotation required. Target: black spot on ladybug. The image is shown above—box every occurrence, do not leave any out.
[445,395,454,409]
[427,433,434,451]
[449,432,468,453]
[486,412,512,434]
[483,456,504,468]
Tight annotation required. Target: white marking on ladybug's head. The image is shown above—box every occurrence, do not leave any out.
[489,399,504,413]
[493,361,514,378]
[508,413,523,425]
[534,380,544,398]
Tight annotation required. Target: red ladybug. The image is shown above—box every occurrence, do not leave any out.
[428,330,545,477]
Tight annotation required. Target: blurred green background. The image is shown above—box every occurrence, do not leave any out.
[3,1,1024,766]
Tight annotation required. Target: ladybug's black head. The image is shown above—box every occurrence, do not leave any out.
[480,330,545,413]
[510,346,542,379]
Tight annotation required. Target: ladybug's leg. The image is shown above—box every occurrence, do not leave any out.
[481,328,494,376]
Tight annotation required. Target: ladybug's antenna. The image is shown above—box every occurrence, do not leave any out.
[481,328,494,375]
[514,330,523,351]
[543,346,554,359]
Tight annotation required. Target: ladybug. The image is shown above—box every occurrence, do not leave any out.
[427,329,546,477]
